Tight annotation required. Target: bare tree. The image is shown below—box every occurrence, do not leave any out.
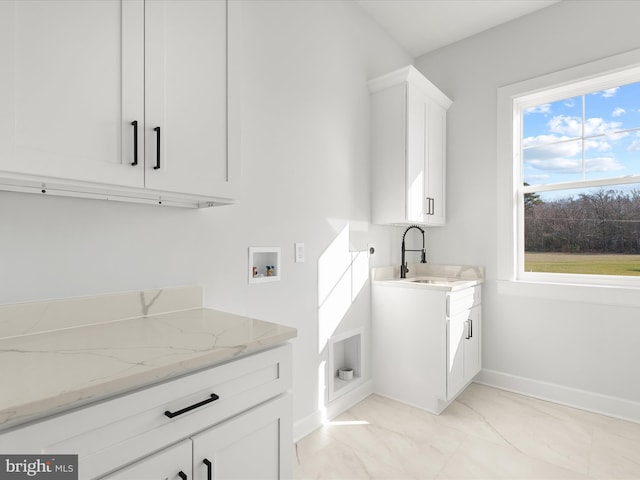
[524,187,640,254]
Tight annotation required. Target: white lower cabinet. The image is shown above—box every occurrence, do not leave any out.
[372,283,481,414]
[447,303,481,399]
[192,394,291,480]
[102,439,192,480]
[0,344,293,480]
[104,394,292,480]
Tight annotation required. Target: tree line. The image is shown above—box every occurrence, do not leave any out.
[525,187,640,254]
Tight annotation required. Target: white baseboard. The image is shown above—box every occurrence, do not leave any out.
[326,379,374,420]
[293,379,374,442]
[475,369,640,424]
[293,409,323,443]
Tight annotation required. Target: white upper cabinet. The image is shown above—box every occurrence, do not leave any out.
[369,66,452,225]
[0,0,144,187]
[0,0,238,207]
[144,0,234,199]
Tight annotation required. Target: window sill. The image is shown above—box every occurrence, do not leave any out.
[496,279,640,307]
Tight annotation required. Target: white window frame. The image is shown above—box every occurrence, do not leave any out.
[497,49,640,304]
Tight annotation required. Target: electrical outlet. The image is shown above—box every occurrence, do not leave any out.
[367,244,376,257]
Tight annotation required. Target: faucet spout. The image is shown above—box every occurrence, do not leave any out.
[400,225,427,278]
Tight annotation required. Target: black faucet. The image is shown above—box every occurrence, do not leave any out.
[400,225,426,278]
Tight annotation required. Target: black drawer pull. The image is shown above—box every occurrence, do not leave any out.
[164,393,219,418]
[178,472,187,480]
[203,459,212,480]
[130,120,138,166]
[154,126,161,169]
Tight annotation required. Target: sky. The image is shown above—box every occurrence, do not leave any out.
[522,81,640,188]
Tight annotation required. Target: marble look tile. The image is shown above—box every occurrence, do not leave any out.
[296,384,640,480]
[589,428,640,478]
[454,387,593,475]
[435,434,589,479]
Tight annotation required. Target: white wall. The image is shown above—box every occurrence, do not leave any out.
[415,0,640,419]
[0,0,410,433]
[205,0,410,432]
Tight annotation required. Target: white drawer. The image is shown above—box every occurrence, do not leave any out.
[447,284,481,317]
[0,344,292,479]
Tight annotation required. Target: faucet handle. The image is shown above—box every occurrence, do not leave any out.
[400,263,409,278]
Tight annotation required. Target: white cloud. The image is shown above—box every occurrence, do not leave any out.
[527,157,581,173]
[548,115,582,136]
[612,107,626,117]
[523,141,624,175]
[525,155,624,175]
[523,134,574,149]
[525,174,551,182]
[524,140,582,161]
[627,139,640,152]
[585,156,625,172]
[524,104,551,115]
[544,115,622,137]
[584,117,622,135]
[601,87,619,98]
[586,137,612,152]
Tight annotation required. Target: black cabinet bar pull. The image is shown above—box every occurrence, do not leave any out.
[130,121,138,166]
[203,459,212,480]
[164,393,219,418]
[154,126,161,169]
[425,197,435,215]
[178,472,187,480]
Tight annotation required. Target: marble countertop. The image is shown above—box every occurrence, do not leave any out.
[372,264,484,291]
[0,287,297,432]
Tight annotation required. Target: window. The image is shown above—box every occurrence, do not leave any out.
[498,53,640,288]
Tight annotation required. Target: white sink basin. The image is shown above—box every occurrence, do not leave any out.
[397,276,461,285]
[394,276,475,288]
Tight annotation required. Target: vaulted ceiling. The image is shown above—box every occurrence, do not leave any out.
[355,0,561,58]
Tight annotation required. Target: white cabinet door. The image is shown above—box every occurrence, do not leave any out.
[425,99,447,225]
[102,439,192,480]
[0,0,144,187]
[407,85,447,226]
[447,311,467,399]
[406,82,428,223]
[144,0,232,198]
[463,305,482,381]
[192,394,293,480]
[447,304,482,400]
[370,83,407,225]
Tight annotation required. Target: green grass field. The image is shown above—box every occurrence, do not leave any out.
[524,252,640,276]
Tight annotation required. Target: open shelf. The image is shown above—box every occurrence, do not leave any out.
[328,328,363,401]
[248,247,281,284]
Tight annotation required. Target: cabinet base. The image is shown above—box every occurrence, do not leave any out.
[374,377,477,415]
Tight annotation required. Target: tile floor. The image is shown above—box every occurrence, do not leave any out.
[294,383,640,479]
